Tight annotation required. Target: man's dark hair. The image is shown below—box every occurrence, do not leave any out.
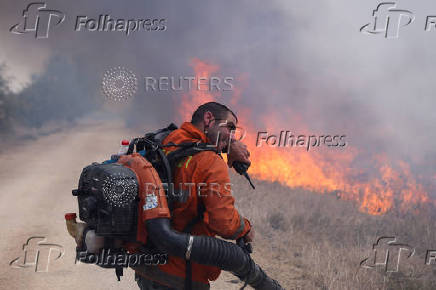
[191,102,238,124]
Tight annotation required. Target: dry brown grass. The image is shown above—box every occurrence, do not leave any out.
[230,173,436,290]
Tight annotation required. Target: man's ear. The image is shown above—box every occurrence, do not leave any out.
[203,111,214,127]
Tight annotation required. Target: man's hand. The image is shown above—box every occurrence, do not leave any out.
[227,140,251,168]
[244,228,255,243]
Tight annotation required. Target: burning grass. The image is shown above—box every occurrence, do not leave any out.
[177,57,436,289]
[231,172,436,289]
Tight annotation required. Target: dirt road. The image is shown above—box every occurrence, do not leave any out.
[0,119,297,290]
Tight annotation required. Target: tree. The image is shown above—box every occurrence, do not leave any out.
[14,55,98,128]
[0,64,14,133]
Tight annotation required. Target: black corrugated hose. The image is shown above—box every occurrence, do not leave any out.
[147,218,284,290]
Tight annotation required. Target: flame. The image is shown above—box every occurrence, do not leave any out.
[177,58,220,123]
[176,58,433,215]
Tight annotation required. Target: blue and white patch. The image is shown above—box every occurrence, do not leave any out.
[143,193,158,210]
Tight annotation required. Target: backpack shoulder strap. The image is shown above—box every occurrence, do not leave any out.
[182,194,206,290]
[165,142,217,290]
[183,202,206,233]
[164,143,217,210]
[165,142,218,169]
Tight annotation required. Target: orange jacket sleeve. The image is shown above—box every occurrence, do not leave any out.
[195,154,251,240]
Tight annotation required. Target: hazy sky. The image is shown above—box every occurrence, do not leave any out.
[1,0,435,185]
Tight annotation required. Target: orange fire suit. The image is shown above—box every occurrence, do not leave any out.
[135,122,251,288]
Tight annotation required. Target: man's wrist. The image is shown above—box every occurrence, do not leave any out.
[238,218,251,239]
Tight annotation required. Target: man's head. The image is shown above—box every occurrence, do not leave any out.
[191,102,237,152]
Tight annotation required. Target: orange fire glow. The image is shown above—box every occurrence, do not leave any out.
[177,58,219,123]
[176,58,433,215]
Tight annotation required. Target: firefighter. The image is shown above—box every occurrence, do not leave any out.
[134,102,254,290]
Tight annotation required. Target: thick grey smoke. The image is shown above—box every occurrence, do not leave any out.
[1,0,435,192]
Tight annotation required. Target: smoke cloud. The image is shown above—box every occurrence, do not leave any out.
[0,0,435,195]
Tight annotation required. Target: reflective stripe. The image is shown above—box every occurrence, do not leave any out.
[229,213,245,240]
[185,235,194,260]
[176,156,192,169]
[185,156,193,168]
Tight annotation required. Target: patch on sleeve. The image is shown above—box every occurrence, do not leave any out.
[143,193,158,210]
